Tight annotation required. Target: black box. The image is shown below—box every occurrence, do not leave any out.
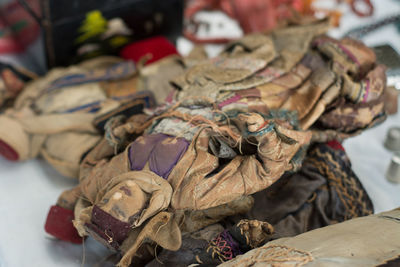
[41,0,183,67]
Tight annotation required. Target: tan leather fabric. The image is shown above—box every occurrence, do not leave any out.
[137,55,185,104]
[168,121,311,210]
[175,196,254,233]
[220,208,400,267]
[171,19,386,139]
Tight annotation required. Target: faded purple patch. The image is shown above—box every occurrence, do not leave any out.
[148,136,189,179]
[218,94,241,109]
[337,43,360,67]
[221,230,243,258]
[128,133,167,171]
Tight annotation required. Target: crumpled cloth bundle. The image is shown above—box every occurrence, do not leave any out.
[45,19,384,267]
[173,18,387,142]
[220,207,400,267]
[46,98,311,266]
[145,141,374,266]
[0,56,154,178]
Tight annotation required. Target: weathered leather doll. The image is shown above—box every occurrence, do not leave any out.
[0,35,182,178]
[46,98,311,266]
[45,19,385,267]
[0,56,154,178]
[146,141,374,266]
[173,18,386,142]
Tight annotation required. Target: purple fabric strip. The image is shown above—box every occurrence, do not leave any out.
[221,230,242,257]
[148,136,189,179]
[218,94,241,109]
[363,79,370,103]
[128,133,168,171]
[312,39,360,67]
[337,43,360,67]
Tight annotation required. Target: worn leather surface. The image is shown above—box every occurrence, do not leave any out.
[220,208,400,267]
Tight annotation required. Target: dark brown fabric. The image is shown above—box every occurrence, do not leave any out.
[194,220,274,265]
[223,142,374,240]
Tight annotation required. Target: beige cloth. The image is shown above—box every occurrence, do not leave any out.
[220,208,400,267]
[169,120,311,210]
[0,57,141,178]
[171,19,386,140]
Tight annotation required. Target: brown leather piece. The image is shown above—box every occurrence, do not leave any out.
[280,67,335,119]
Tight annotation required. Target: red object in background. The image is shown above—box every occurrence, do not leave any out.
[45,205,83,244]
[327,140,345,152]
[183,0,305,44]
[0,0,41,53]
[0,139,19,161]
[184,0,375,44]
[120,36,179,65]
[340,0,374,17]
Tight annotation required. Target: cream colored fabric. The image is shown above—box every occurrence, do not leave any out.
[0,57,135,178]
[0,115,30,160]
[220,208,400,267]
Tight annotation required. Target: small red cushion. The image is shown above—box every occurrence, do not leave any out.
[120,36,179,65]
[45,205,83,244]
[0,139,19,161]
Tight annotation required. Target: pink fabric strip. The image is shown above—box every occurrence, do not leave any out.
[313,39,360,67]
[218,94,241,109]
[337,43,361,67]
[363,79,370,103]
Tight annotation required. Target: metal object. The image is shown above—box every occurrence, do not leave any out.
[384,127,400,151]
[386,152,400,183]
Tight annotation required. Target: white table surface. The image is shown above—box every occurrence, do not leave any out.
[1,0,400,266]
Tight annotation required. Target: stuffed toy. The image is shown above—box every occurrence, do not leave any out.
[146,141,374,266]
[45,18,386,266]
[0,37,180,178]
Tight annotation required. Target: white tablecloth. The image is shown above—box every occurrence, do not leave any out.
[1,0,400,266]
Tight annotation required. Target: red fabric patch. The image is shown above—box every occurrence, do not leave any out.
[45,205,83,244]
[327,140,345,152]
[120,36,179,65]
[0,139,19,161]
